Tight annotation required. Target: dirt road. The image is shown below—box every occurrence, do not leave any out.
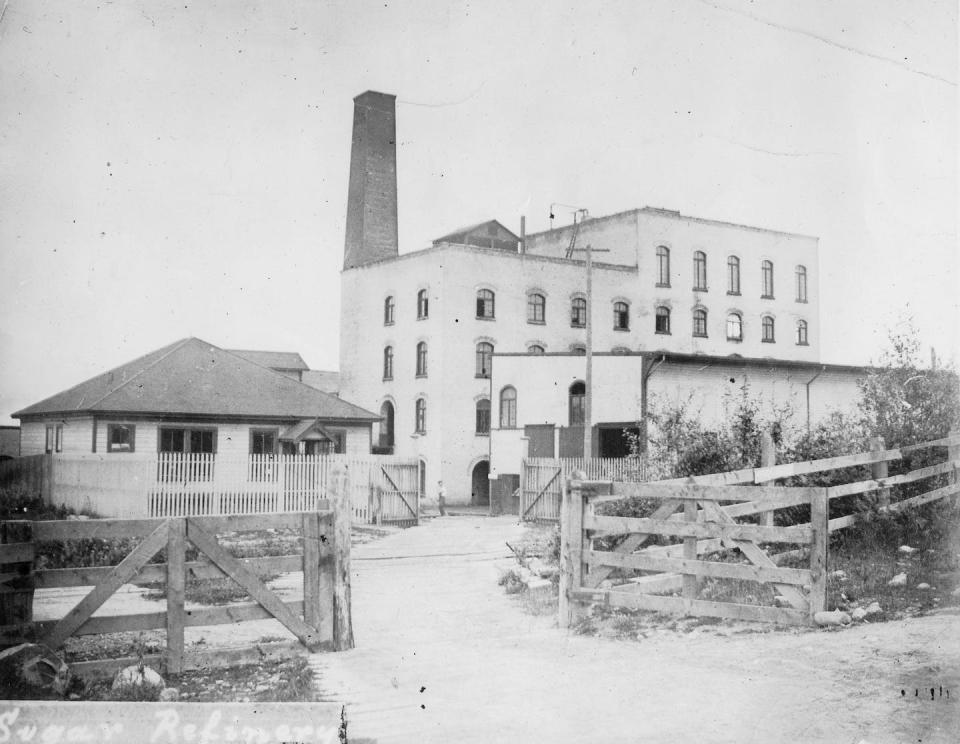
[313,515,959,744]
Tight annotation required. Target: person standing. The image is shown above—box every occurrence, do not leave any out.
[437,480,447,516]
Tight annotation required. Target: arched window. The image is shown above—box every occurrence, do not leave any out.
[612,346,630,354]
[762,260,774,298]
[693,307,708,337]
[379,401,395,448]
[655,306,671,334]
[417,289,429,319]
[528,344,545,354]
[796,265,808,302]
[569,381,586,426]
[384,295,395,325]
[726,312,743,341]
[762,316,775,343]
[571,297,587,327]
[416,342,428,377]
[727,256,740,295]
[693,251,707,291]
[796,319,808,345]
[656,246,670,286]
[476,342,494,378]
[570,344,586,355]
[499,387,517,429]
[613,301,630,331]
[415,398,426,433]
[527,293,546,323]
[475,399,491,434]
[382,346,393,380]
[476,289,495,319]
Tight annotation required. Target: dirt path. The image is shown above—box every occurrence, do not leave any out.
[313,515,959,744]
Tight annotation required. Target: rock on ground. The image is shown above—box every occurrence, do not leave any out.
[113,664,164,692]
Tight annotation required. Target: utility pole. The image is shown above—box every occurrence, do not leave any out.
[570,242,609,459]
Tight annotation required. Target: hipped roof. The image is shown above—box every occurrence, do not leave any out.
[13,338,378,422]
[227,350,309,371]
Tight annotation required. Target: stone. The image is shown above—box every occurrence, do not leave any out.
[898,545,917,555]
[112,664,164,692]
[851,607,868,621]
[887,573,907,587]
[159,687,179,702]
[814,610,851,627]
[0,644,71,696]
[916,583,931,590]
[865,602,882,616]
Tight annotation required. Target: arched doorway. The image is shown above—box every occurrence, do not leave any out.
[471,460,490,506]
[378,401,395,451]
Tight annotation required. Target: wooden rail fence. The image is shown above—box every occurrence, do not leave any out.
[0,467,355,679]
[560,431,960,627]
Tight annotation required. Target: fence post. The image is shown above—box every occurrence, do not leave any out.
[0,520,34,633]
[165,518,186,674]
[558,475,585,629]
[808,488,829,621]
[758,429,777,527]
[869,436,889,508]
[303,512,322,633]
[331,465,354,651]
[682,498,698,606]
[41,454,54,505]
[948,428,959,488]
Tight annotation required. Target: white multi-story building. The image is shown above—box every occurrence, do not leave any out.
[338,91,862,508]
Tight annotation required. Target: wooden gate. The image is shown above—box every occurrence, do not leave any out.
[0,473,354,678]
[371,462,419,526]
[520,459,563,521]
[562,481,827,626]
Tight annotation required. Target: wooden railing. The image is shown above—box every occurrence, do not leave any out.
[0,467,355,678]
[559,431,960,627]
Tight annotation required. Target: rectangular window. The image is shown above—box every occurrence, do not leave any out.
[476,402,491,435]
[159,427,217,454]
[55,425,63,453]
[107,423,136,453]
[250,429,277,455]
[45,425,54,454]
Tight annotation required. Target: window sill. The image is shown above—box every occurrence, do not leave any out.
[475,375,491,380]
[655,330,671,335]
[415,374,428,379]
[613,327,630,332]
[527,319,546,325]
[726,337,743,343]
[417,316,428,321]
[383,377,393,382]
[570,324,586,329]
[727,291,741,296]
[475,432,490,437]
[655,283,671,289]
[796,299,808,304]
[761,295,775,300]
[384,321,394,327]
[796,341,809,346]
[693,287,708,292]
[693,334,708,339]
[476,316,496,321]
[762,339,775,344]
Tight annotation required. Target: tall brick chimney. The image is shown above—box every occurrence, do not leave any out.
[343,91,399,270]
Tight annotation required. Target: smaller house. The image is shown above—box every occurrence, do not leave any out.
[13,337,379,459]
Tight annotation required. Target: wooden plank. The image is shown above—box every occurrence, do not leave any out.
[581,498,683,589]
[597,483,807,504]
[752,447,902,483]
[900,433,960,453]
[809,488,828,617]
[34,554,305,589]
[302,512,321,632]
[166,518,186,674]
[758,429,777,527]
[583,550,813,585]
[697,499,808,610]
[826,461,957,499]
[188,512,304,532]
[330,465,354,651]
[0,543,34,563]
[34,518,169,541]
[723,489,814,519]
[186,519,322,649]
[585,513,813,544]
[570,589,809,625]
[42,520,169,648]
[653,467,757,487]
[682,499,698,600]
[885,482,960,512]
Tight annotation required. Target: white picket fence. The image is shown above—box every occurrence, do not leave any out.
[48,453,420,523]
[520,457,648,521]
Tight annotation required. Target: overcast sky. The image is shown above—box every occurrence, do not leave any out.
[1,0,956,425]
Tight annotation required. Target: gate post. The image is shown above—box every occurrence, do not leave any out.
[758,430,777,527]
[559,475,585,629]
[166,518,186,674]
[331,465,354,651]
[808,488,829,621]
[950,428,959,489]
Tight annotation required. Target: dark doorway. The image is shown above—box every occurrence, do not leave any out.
[377,401,395,453]
[597,425,641,458]
[419,459,426,499]
[471,460,490,506]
